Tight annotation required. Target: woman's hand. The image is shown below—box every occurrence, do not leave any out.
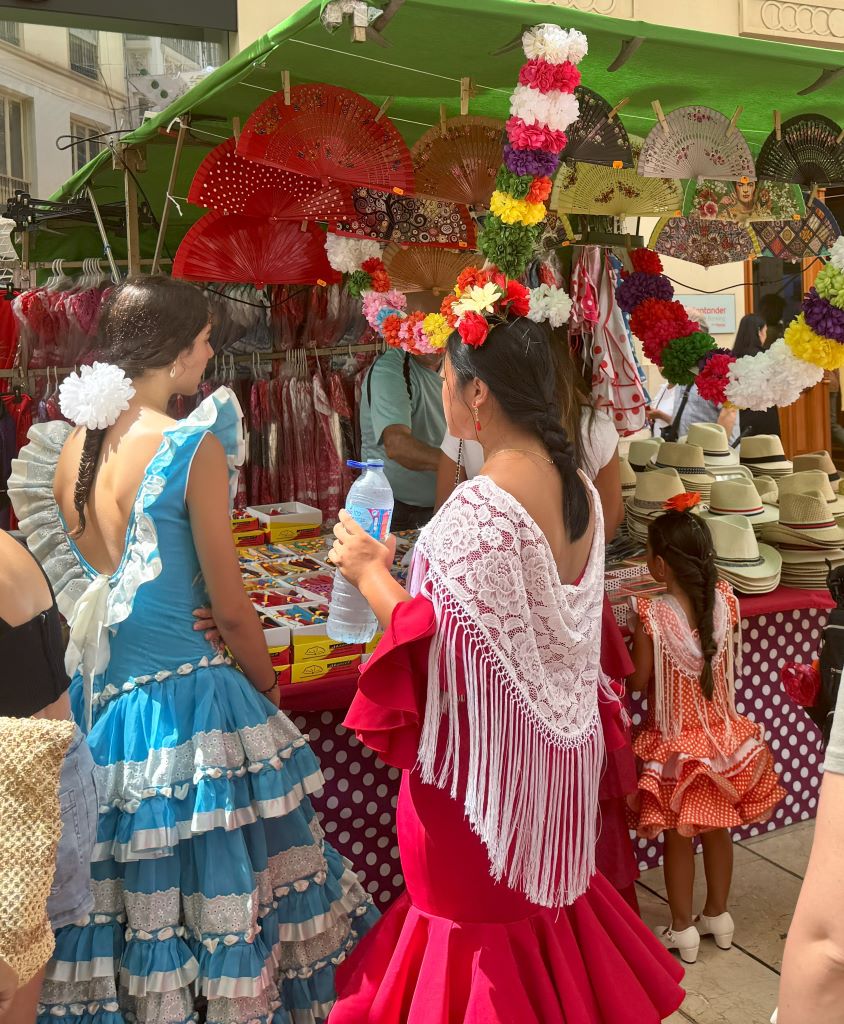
[193,607,223,650]
[328,510,396,591]
[647,408,673,425]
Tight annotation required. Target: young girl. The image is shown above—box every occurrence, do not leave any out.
[629,509,784,964]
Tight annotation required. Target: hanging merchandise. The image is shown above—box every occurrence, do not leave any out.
[751,199,841,260]
[172,212,341,287]
[683,178,805,224]
[755,114,844,185]
[330,188,477,248]
[383,243,482,295]
[560,87,633,169]
[783,237,844,372]
[237,83,415,193]
[411,116,506,208]
[188,137,356,222]
[649,215,759,268]
[638,106,755,182]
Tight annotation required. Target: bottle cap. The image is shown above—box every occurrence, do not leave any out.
[347,459,385,469]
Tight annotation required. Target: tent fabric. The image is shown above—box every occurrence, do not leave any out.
[32,0,844,263]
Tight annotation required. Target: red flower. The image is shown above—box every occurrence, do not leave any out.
[455,266,489,294]
[630,298,697,352]
[781,662,820,708]
[369,270,391,293]
[506,116,568,153]
[664,492,701,512]
[527,177,552,204]
[696,352,736,405]
[630,248,664,275]
[362,257,385,274]
[518,58,581,94]
[502,279,530,317]
[458,311,490,348]
[381,314,405,349]
[440,293,460,327]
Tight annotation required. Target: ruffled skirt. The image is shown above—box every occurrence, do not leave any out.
[39,661,378,1024]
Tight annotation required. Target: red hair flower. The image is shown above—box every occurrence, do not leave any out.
[455,266,490,295]
[664,492,701,512]
[502,279,531,317]
[458,311,490,348]
[506,116,568,154]
[696,352,736,405]
[781,661,820,708]
[381,314,405,349]
[369,270,391,293]
[527,177,553,204]
[440,293,460,327]
[362,257,386,275]
[630,298,697,351]
[630,248,664,275]
[519,58,581,94]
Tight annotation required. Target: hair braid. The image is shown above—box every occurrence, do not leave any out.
[536,406,589,539]
[72,428,106,538]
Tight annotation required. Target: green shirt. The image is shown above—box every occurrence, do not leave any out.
[360,350,445,508]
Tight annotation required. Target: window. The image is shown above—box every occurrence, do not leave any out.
[70,120,104,174]
[0,94,27,184]
[69,27,98,80]
[0,21,20,46]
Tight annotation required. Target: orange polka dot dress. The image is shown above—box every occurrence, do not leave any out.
[632,580,785,839]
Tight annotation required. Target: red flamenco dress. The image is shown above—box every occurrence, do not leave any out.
[330,476,684,1024]
[632,581,785,837]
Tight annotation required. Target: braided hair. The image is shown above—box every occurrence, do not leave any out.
[647,510,719,700]
[446,318,590,540]
[72,276,212,536]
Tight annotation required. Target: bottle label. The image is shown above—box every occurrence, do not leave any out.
[348,505,392,542]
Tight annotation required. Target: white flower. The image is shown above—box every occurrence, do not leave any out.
[566,29,589,64]
[324,233,382,274]
[522,23,572,64]
[830,236,844,273]
[510,86,580,134]
[453,282,502,318]
[725,339,822,411]
[527,284,572,328]
[59,362,135,429]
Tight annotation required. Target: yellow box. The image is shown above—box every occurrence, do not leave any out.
[365,633,383,655]
[290,654,361,684]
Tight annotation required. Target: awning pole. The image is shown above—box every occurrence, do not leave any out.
[86,185,121,283]
[152,117,189,275]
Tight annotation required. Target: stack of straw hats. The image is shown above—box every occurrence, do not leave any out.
[701,478,779,537]
[707,515,782,595]
[649,442,716,501]
[684,423,741,472]
[776,470,844,523]
[793,451,842,495]
[739,435,793,479]
[628,438,663,474]
[761,491,844,588]
[619,457,637,503]
[626,468,685,545]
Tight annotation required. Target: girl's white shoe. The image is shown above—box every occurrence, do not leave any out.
[696,911,735,950]
[654,924,701,964]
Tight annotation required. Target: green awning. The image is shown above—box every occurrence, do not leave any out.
[30,0,844,263]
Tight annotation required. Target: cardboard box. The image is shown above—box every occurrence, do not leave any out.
[268,643,292,669]
[231,511,261,534]
[365,633,383,655]
[292,628,364,662]
[233,529,267,548]
[290,654,362,684]
[247,503,324,544]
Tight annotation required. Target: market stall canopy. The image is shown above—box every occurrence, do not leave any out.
[28,0,844,263]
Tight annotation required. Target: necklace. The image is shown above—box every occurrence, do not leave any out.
[487,447,554,465]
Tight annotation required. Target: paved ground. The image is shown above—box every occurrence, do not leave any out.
[637,820,814,1024]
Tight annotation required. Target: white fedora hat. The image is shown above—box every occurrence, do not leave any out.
[684,422,740,467]
[776,470,844,516]
[740,435,793,477]
[793,451,841,489]
[650,442,716,492]
[628,438,664,474]
[761,490,844,548]
[707,515,782,588]
[701,479,779,528]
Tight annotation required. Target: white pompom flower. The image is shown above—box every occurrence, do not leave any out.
[325,234,382,274]
[724,340,822,411]
[829,236,844,273]
[522,24,572,65]
[510,86,580,134]
[527,284,573,328]
[566,29,589,64]
[59,362,135,429]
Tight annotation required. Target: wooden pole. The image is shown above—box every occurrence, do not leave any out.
[114,146,145,277]
[86,185,120,283]
[152,118,188,275]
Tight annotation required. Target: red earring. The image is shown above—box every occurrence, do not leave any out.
[473,405,481,432]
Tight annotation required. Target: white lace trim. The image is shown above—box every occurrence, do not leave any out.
[412,474,606,908]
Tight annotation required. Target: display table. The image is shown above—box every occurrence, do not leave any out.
[280,585,834,903]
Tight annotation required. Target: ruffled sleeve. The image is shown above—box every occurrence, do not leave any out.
[8,421,87,619]
[343,595,437,770]
[173,386,245,505]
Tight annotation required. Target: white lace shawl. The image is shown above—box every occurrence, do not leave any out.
[410,474,606,908]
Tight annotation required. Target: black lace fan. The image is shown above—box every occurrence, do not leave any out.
[560,87,633,169]
[756,114,844,185]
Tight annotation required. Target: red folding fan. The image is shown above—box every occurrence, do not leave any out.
[172,211,341,288]
[188,137,356,222]
[238,83,415,193]
[331,187,476,248]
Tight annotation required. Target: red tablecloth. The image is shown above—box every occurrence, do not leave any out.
[737,587,834,618]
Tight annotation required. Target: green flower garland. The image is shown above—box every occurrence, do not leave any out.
[660,331,717,387]
[477,217,542,278]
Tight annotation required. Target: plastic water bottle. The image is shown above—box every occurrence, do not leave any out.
[327,460,395,644]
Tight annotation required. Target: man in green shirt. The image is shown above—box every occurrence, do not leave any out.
[359,349,446,530]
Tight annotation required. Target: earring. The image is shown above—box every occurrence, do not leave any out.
[473,405,481,432]
[169,363,177,379]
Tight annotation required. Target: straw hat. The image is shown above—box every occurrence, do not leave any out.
[626,468,685,543]
[778,546,844,588]
[776,470,844,516]
[683,423,740,468]
[793,451,841,490]
[761,490,844,548]
[739,435,793,478]
[707,515,782,594]
[753,475,779,503]
[650,442,716,497]
[628,437,663,474]
[701,479,779,531]
[619,457,637,500]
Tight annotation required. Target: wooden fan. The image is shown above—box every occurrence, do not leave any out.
[649,216,759,268]
[561,88,633,168]
[639,106,755,182]
[683,177,805,224]
[411,116,504,207]
[551,141,682,218]
[751,200,841,260]
[172,211,341,287]
[384,243,482,295]
[756,115,844,185]
[332,188,476,248]
[238,83,415,192]
[188,137,355,222]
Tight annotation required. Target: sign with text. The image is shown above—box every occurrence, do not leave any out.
[675,293,737,335]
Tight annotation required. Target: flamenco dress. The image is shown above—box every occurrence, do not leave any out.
[8,388,377,1024]
[632,580,785,837]
[330,475,684,1023]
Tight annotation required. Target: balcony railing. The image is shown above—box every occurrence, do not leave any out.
[0,173,29,205]
[0,20,20,46]
[69,32,98,80]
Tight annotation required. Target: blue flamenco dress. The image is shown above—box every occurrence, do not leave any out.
[8,388,378,1024]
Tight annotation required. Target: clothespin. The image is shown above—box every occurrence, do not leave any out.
[300,219,308,232]
[809,183,819,205]
[439,104,448,136]
[774,110,782,141]
[652,100,669,135]
[460,77,473,117]
[727,106,743,137]
[375,97,393,122]
[282,71,291,105]
[608,97,629,121]
[232,116,241,142]
[837,126,844,145]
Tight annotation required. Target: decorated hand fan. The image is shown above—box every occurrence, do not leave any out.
[172,211,341,287]
[411,116,505,208]
[238,83,415,193]
[188,137,356,222]
[383,243,482,294]
[649,216,759,267]
[551,141,682,218]
[683,177,805,224]
[639,107,755,182]
[561,88,633,168]
[751,199,841,260]
[331,188,476,248]
[756,115,844,185]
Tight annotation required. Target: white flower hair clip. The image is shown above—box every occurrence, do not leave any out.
[59,362,135,430]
